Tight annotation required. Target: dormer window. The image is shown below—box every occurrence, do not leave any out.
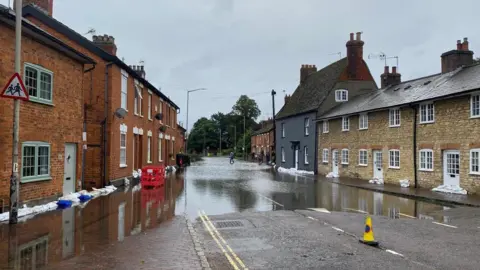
[335,89,348,102]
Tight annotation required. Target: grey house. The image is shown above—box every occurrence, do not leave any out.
[275,32,378,173]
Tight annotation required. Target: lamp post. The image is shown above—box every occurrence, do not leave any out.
[185,88,206,154]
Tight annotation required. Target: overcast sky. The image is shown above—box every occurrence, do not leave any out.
[3,0,480,130]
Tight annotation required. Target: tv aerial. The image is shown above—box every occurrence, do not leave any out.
[368,52,399,69]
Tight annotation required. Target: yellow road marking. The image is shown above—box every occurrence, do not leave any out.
[198,211,239,270]
[201,210,248,269]
[399,213,416,219]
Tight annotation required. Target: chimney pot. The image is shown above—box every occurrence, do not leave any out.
[350,33,354,41]
[392,66,397,74]
[384,66,389,74]
[356,32,362,41]
[141,66,144,71]
[457,40,462,50]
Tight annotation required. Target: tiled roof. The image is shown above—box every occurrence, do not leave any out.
[252,123,274,136]
[318,63,480,119]
[276,58,348,119]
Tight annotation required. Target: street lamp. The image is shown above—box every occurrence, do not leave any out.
[185,88,207,154]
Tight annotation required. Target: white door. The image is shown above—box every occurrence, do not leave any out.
[373,151,383,179]
[443,150,460,186]
[332,150,339,175]
[63,144,77,195]
[62,207,75,259]
[294,148,299,169]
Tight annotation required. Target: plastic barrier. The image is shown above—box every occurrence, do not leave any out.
[141,165,165,187]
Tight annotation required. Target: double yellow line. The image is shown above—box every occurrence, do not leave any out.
[198,210,248,270]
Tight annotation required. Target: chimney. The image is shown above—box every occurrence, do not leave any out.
[300,64,317,84]
[284,94,291,104]
[441,37,474,73]
[346,32,365,80]
[129,65,146,79]
[15,0,53,16]
[92,35,117,55]
[380,66,401,88]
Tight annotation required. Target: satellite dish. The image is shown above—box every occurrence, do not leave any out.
[155,113,163,120]
[114,108,127,119]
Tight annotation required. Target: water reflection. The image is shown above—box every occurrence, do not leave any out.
[0,176,184,269]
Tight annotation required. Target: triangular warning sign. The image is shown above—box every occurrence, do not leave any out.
[1,73,29,101]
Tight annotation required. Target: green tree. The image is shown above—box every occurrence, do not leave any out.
[232,95,261,120]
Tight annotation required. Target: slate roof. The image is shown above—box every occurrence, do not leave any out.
[252,122,274,136]
[318,63,480,120]
[276,58,348,119]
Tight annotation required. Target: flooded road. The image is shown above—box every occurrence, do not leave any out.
[177,157,453,222]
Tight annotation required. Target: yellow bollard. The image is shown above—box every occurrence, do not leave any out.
[359,216,379,247]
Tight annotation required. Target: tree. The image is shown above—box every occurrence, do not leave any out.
[187,117,218,153]
[232,95,261,120]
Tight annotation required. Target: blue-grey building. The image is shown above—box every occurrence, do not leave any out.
[275,32,378,173]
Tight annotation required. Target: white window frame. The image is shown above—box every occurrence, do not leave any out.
[148,92,152,120]
[121,70,128,110]
[341,149,349,164]
[389,108,401,127]
[147,135,152,163]
[342,117,350,131]
[120,131,127,167]
[359,113,368,130]
[471,94,480,118]
[281,123,285,138]
[21,142,51,182]
[159,100,164,123]
[335,89,348,102]
[304,118,310,136]
[389,149,400,169]
[281,147,285,162]
[304,146,309,164]
[24,63,54,105]
[470,148,480,175]
[158,137,163,162]
[322,149,329,163]
[322,120,329,133]
[171,139,175,160]
[419,149,433,171]
[419,103,435,124]
[134,84,143,116]
[358,149,368,166]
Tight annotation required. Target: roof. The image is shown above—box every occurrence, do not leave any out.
[0,5,95,64]
[252,122,274,136]
[22,5,179,110]
[275,58,348,119]
[318,63,480,120]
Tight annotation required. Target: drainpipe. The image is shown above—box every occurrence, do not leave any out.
[411,104,418,188]
[103,63,114,187]
[82,64,96,190]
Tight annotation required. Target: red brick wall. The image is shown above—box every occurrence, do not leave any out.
[0,23,84,204]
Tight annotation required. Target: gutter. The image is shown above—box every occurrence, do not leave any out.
[82,64,96,190]
[102,62,114,187]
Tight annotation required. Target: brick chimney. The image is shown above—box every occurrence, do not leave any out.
[92,35,117,56]
[15,0,53,16]
[346,32,365,80]
[300,64,317,84]
[129,65,146,79]
[380,66,401,88]
[284,94,291,104]
[441,38,474,73]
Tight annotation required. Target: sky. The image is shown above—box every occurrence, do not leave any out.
[3,0,480,130]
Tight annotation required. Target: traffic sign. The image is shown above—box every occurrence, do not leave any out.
[1,73,29,101]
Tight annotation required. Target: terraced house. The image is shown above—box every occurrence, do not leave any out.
[275,33,377,172]
[317,38,480,194]
[251,119,274,162]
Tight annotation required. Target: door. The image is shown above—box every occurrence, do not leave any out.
[373,150,383,179]
[63,143,76,195]
[443,150,460,186]
[294,147,299,169]
[62,207,75,259]
[332,150,339,175]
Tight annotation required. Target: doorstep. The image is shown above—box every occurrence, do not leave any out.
[317,176,480,208]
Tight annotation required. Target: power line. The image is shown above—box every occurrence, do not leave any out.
[210,91,271,100]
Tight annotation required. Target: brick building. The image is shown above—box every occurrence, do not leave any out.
[0,5,94,205]
[251,119,274,162]
[21,1,183,189]
[317,38,480,194]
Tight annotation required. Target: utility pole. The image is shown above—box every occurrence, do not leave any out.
[219,128,222,155]
[9,0,22,225]
[271,89,277,160]
[203,129,206,156]
[243,114,246,161]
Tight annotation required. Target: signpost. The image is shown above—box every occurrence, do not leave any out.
[1,73,29,100]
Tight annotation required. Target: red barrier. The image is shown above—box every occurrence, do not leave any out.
[141,185,165,209]
[141,165,165,187]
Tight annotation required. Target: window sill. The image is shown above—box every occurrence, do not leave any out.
[147,161,152,164]
[304,163,309,165]
[470,115,480,119]
[419,169,433,172]
[359,128,368,131]
[358,164,368,167]
[148,118,153,121]
[470,172,480,176]
[322,161,329,164]
[29,98,54,106]
[120,164,128,168]
[389,125,401,128]
[341,163,349,165]
[21,176,52,183]
[389,166,401,170]
[159,160,164,162]
[419,121,435,125]
[323,132,329,134]
[342,130,349,132]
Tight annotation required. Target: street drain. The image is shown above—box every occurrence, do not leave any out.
[214,220,244,228]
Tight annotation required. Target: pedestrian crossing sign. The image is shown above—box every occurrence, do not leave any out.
[1,73,29,101]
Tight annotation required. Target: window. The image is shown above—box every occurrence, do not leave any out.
[304,146,309,164]
[323,120,329,133]
[147,136,152,163]
[21,142,50,182]
[342,117,350,131]
[134,85,143,115]
[389,108,401,127]
[159,100,164,121]
[148,93,152,120]
[359,113,368,130]
[121,70,128,110]
[158,138,163,161]
[335,89,348,102]
[304,118,310,136]
[471,94,480,118]
[281,147,285,162]
[341,149,349,164]
[419,149,433,171]
[120,132,127,167]
[470,149,480,174]
[322,149,329,163]
[24,63,53,104]
[359,149,368,166]
[420,103,435,123]
[281,123,285,138]
[389,150,400,168]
